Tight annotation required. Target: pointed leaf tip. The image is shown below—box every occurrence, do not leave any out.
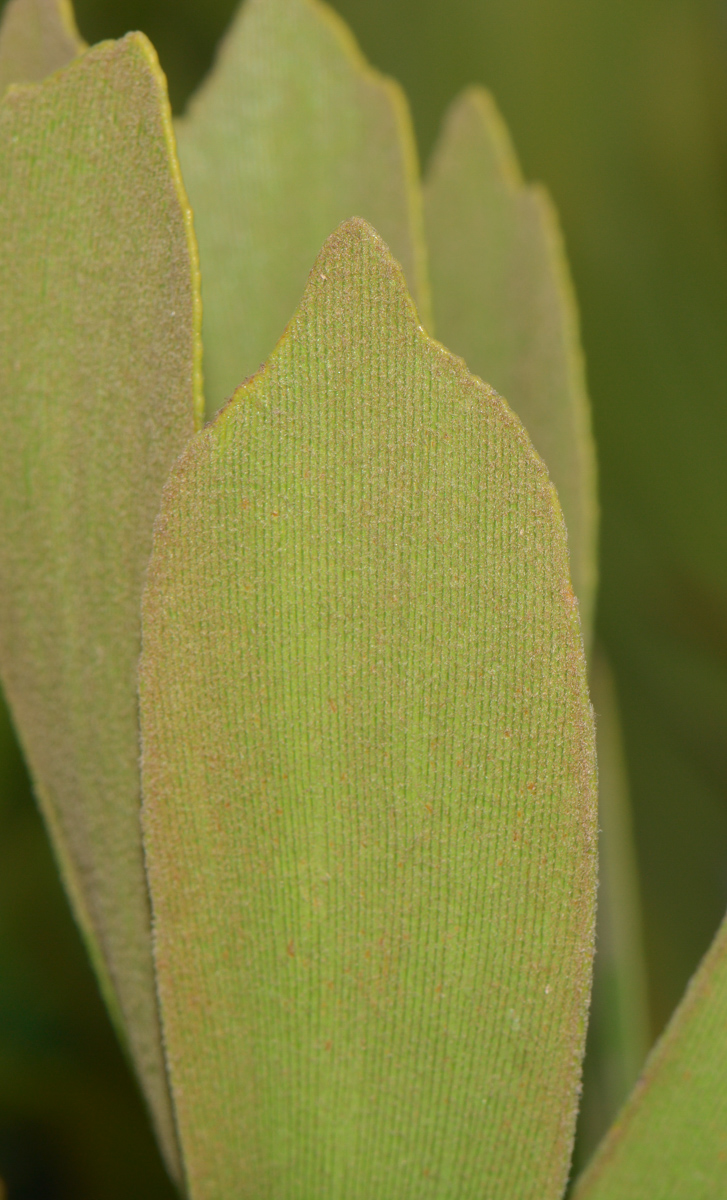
[575,910,727,1199]
[176,0,430,419]
[142,219,596,1200]
[424,86,598,643]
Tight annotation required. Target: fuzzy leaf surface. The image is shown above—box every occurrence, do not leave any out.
[141,218,597,1200]
[424,88,597,639]
[0,0,83,93]
[333,0,727,1072]
[574,911,727,1199]
[0,34,202,1177]
[176,0,430,418]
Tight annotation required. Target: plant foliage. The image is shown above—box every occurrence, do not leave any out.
[0,0,725,1197]
[0,27,202,1178]
[141,217,596,1198]
[175,0,430,419]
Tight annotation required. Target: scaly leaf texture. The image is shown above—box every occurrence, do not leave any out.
[141,218,597,1200]
[573,910,727,1199]
[0,34,202,1178]
[424,88,597,643]
[575,650,650,1166]
[175,0,431,419]
[0,0,84,93]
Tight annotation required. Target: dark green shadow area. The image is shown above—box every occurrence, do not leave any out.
[0,693,177,1199]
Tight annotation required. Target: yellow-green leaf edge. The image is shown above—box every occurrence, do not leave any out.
[176,0,432,418]
[0,32,203,1180]
[574,911,727,1198]
[424,86,598,643]
[575,650,650,1164]
[141,217,597,1200]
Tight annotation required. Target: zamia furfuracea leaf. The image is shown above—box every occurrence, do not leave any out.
[424,87,597,641]
[576,651,650,1162]
[140,218,597,1199]
[176,0,431,419]
[574,912,727,1199]
[10,0,719,1196]
[421,84,652,1152]
[0,31,202,1178]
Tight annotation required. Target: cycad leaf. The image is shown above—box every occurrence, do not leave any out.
[424,88,597,640]
[175,0,431,418]
[0,34,202,1177]
[141,218,597,1199]
[0,0,84,93]
[576,650,650,1162]
[574,910,727,1199]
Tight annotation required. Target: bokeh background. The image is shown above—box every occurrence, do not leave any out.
[2,0,727,1194]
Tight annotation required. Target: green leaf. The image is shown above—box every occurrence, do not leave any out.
[575,649,650,1166]
[0,34,202,1178]
[327,0,727,1045]
[140,218,597,1199]
[175,0,431,419]
[423,87,597,643]
[573,911,727,1199]
[0,0,84,93]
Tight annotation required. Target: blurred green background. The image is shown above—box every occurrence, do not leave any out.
[2,0,727,1193]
